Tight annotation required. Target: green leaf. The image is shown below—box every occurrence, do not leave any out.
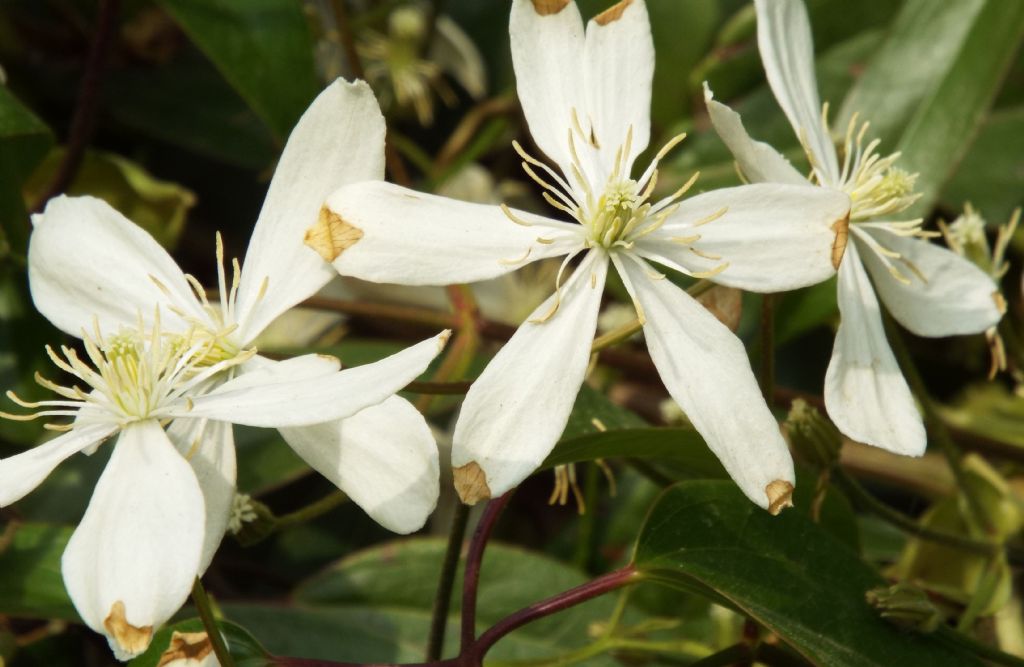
[634,481,982,666]
[104,53,277,169]
[837,0,987,147]
[561,384,648,441]
[897,0,1024,217]
[0,85,52,253]
[226,538,626,664]
[941,106,1024,221]
[129,617,271,667]
[545,427,722,476]
[23,149,196,249]
[157,0,319,140]
[0,522,76,621]
[648,0,719,128]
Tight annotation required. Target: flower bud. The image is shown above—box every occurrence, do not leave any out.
[865,584,943,633]
[784,399,842,469]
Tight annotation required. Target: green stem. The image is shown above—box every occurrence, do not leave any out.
[759,294,776,401]
[685,643,752,667]
[274,490,348,531]
[426,502,471,661]
[835,471,997,556]
[883,314,995,534]
[572,463,601,571]
[191,578,236,667]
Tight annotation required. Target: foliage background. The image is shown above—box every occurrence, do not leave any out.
[0,0,1022,665]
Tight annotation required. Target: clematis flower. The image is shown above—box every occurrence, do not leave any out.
[0,312,445,660]
[14,79,449,658]
[310,0,850,511]
[704,0,1005,456]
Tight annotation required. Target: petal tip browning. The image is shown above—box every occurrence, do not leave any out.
[304,205,364,262]
[104,601,154,660]
[766,480,794,516]
[156,631,213,667]
[454,461,491,505]
[529,0,571,16]
[438,328,453,350]
[594,0,634,25]
[831,213,850,270]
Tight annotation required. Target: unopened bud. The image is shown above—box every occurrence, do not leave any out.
[389,6,427,41]
[784,399,842,469]
[865,584,943,633]
[229,494,275,547]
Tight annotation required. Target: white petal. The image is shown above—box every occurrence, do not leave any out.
[234,79,387,343]
[279,396,439,534]
[824,243,925,456]
[509,0,586,173]
[177,332,449,427]
[583,0,654,173]
[28,196,202,337]
[857,227,1004,337]
[702,83,807,185]
[320,180,579,285]
[641,183,850,292]
[166,418,236,574]
[754,0,838,184]
[451,250,608,503]
[0,424,116,506]
[615,253,795,510]
[62,420,205,660]
[229,353,341,392]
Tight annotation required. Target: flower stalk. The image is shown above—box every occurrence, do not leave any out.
[191,578,236,667]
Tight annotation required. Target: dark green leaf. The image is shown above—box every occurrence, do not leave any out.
[129,617,271,667]
[157,0,320,140]
[941,107,1024,221]
[634,481,982,666]
[0,85,52,252]
[0,522,76,621]
[837,0,987,147]
[897,0,1024,217]
[226,538,625,664]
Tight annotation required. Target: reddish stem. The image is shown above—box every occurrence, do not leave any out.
[460,493,513,652]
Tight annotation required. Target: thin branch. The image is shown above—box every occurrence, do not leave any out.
[330,0,365,79]
[191,578,236,667]
[461,493,513,652]
[426,502,471,660]
[32,0,119,213]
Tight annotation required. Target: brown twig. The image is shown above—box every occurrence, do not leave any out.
[32,0,120,213]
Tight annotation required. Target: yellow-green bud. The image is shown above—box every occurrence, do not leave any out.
[784,399,842,469]
[865,584,943,633]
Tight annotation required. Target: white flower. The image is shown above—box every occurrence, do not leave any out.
[311,0,851,512]
[11,79,448,659]
[704,0,1005,456]
[0,312,443,660]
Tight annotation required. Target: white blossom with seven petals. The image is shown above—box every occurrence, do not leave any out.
[313,0,851,512]
[6,80,448,660]
[704,0,1004,457]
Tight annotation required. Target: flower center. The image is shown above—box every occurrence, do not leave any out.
[1,312,250,428]
[825,111,920,222]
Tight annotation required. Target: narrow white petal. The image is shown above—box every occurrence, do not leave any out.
[321,181,579,285]
[235,79,387,342]
[228,353,341,392]
[702,84,807,185]
[509,0,586,173]
[166,418,236,573]
[177,332,449,427]
[28,196,202,336]
[616,254,795,511]
[583,0,654,173]
[0,424,116,507]
[754,0,839,183]
[825,242,925,456]
[62,421,205,661]
[279,396,439,534]
[451,251,608,503]
[432,17,488,99]
[642,183,850,292]
[858,227,1004,337]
